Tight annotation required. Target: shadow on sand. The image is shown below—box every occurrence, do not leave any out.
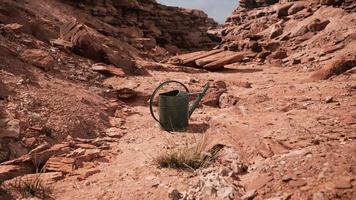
[184,122,210,134]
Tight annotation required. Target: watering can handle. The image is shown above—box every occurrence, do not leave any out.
[149,80,189,124]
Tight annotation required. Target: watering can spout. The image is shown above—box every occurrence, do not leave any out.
[188,83,209,117]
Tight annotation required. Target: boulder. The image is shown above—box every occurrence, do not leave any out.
[307,19,330,32]
[58,21,138,74]
[270,25,283,39]
[276,3,294,17]
[62,22,109,63]
[311,54,356,80]
[202,81,227,107]
[270,50,288,59]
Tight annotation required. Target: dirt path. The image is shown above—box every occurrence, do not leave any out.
[53,63,356,199]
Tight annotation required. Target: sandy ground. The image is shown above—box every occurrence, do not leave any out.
[52,63,356,199]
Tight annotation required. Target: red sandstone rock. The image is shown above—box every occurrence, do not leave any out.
[182,49,224,66]
[202,81,227,107]
[4,172,64,186]
[270,25,283,39]
[20,49,54,71]
[270,50,288,60]
[0,164,33,182]
[307,19,330,32]
[195,51,236,67]
[311,54,356,80]
[92,63,125,77]
[203,53,244,70]
[44,157,75,174]
[30,144,71,166]
[288,2,307,15]
[276,3,294,17]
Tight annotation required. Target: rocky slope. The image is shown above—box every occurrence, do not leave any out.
[0,0,217,188]
[169,0,355,74]
[0,0,355,199]
[0,0,218,69]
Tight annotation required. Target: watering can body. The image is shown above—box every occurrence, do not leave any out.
[150,81,209,131]
[158,90,189,131]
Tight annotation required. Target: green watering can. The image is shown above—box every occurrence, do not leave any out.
[149,80,209,131]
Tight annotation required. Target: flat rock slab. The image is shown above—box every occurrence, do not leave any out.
[92,63,126,77]
[0,164,33,182]
[195,51,236,67]
[203,53,244,70]
[4,172,64,186]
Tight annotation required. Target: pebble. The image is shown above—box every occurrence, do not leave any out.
[325,96,333,103]
[282,175,293,182]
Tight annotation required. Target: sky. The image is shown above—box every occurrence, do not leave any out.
[156,0,238,24]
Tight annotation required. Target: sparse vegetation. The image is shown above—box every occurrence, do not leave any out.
[4,175,52,199]
[157,147,206,170]
[156,135,223,170]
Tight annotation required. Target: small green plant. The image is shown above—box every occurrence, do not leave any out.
[5,175,52,199]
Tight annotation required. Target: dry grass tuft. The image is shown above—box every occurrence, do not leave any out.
[4,175,52,199]
[156,133,224,170]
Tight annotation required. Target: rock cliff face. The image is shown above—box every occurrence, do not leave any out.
[221,0,355,68]
[239,0,355,9]
[239,0,279,8]
[0,0,218,70]
[61,0,218,51]
[168,0,355,73]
